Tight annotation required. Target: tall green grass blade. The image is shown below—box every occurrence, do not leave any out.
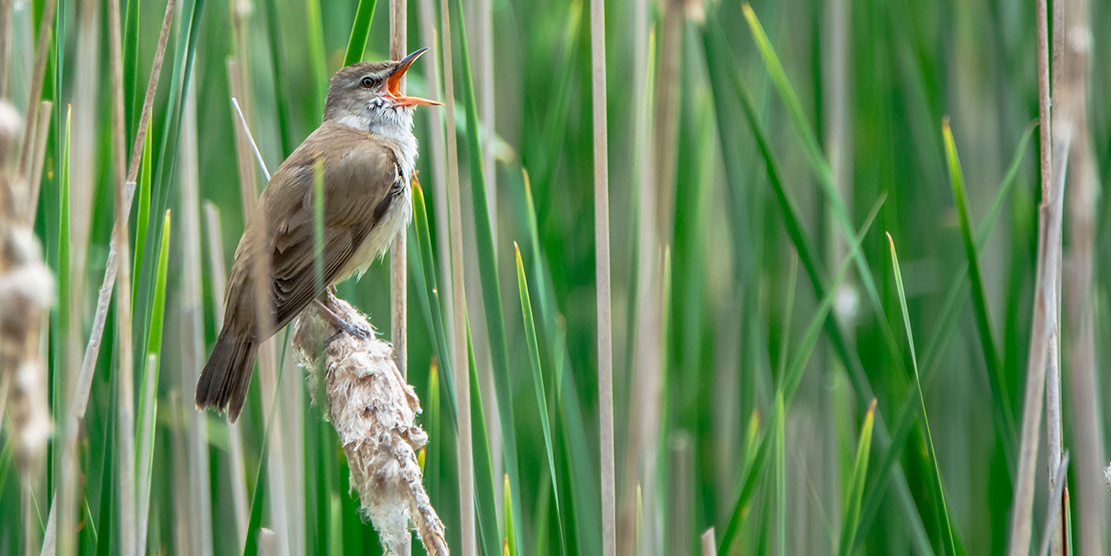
[739,3,908,379]
[450,0,525,552]
[836,399,876,556]
[412,182,459,423]
[782,198,884,406]
[0,432,12,504]
[719,28,938,551]
[427,358,442,500]
[343,0,379,66]
[514,242,565,552]
[152,0,204,207]
[719,423,770,555]
[242,433,270,556]
[774,257,798,391]
[132,117,153,299]
[123,0,141,136]
[941,120,1016,445]
[921,122,1036,378]
[527,0,583,195]
[887,233,957,556]
[138,206,171,365]
[503,474,517,556]
[859,121,1035,535]
[57,104,70,373]
[468,325,502,556]
[135,212,171,534]
[719,199,879,555]
[95,352,119,556]
[773,392,785,556]
[508,166,601,552]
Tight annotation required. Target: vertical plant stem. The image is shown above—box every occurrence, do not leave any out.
[477,0,495,245]
[701,529,717,556]
[26,100,50,249]
[70,0,100,324]
[1046,1,1067,554]
[107,0,137,553]
[204,202,250,548]
[822,0,851,541]
[624,0,657,545]
[180,78,215,556]
[667,435,693,556]
[390,0,407,386]
[15,0,54,193]
[38,4,175,553]
[441,0,476,552]
[589,0,615,553]
[1059,0,1104,550]
[415,0,453,354]
[1005,0,1066,546]
[389,2,410,553]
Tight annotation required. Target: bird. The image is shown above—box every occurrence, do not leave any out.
[195,49,440,422]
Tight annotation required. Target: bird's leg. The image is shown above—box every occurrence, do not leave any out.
[313,298,371,342]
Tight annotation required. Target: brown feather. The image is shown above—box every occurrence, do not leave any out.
[196,122,403,421]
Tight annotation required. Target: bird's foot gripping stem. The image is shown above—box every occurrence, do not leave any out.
[314,298,372,343]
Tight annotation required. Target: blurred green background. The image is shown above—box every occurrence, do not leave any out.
[2,0,1109,553]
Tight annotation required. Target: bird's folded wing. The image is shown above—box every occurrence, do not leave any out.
[263,125,399,330]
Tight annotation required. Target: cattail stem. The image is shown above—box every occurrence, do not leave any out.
[588,0,615,554]
[441,0,476,550]
[390,0,407,390]
[389,2,409,553]
[1005,0,1065,547]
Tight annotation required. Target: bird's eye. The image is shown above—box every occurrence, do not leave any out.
[360,76,376,89]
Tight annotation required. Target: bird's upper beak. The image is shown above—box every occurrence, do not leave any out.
[387,48,441,107]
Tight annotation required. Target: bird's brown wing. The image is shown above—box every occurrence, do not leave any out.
[261,123,401,331]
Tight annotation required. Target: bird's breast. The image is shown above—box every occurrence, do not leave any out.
[335,140,416,283]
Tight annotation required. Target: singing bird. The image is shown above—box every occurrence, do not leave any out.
[196,49,440,422]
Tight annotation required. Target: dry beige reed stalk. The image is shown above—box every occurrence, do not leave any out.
[292,294,447,556]
[439,0,476,553]
[0,99,52,471]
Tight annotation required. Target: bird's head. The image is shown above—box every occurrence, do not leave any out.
[323,48,440,134]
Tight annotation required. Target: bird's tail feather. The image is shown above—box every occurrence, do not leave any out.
[195,331,258,423]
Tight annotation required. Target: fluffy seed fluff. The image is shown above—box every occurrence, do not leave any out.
[292,293,447,556]
[0,101,53,470]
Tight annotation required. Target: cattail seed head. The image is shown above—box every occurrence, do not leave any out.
[293,294,447,556]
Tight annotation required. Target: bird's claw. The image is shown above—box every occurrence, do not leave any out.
[325,319,371,345]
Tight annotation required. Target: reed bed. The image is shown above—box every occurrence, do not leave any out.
[1,0,1110,554]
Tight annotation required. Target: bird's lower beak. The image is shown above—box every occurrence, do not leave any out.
[387,48,442,107]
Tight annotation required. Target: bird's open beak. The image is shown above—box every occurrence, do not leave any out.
[387,48,441,107]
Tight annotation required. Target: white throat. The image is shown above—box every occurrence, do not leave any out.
[334,106,419,184]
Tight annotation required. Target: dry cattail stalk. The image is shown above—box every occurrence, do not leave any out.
[0,100,52,470]
[292,293,447,556]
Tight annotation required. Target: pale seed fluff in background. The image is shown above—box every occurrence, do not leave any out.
[0,100,53,470]
[292,293,448,556]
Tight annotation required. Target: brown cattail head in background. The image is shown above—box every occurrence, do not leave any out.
[292,292,447,556]
[0,100,53,470]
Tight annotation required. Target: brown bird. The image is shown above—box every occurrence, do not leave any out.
[196,49,439,422]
